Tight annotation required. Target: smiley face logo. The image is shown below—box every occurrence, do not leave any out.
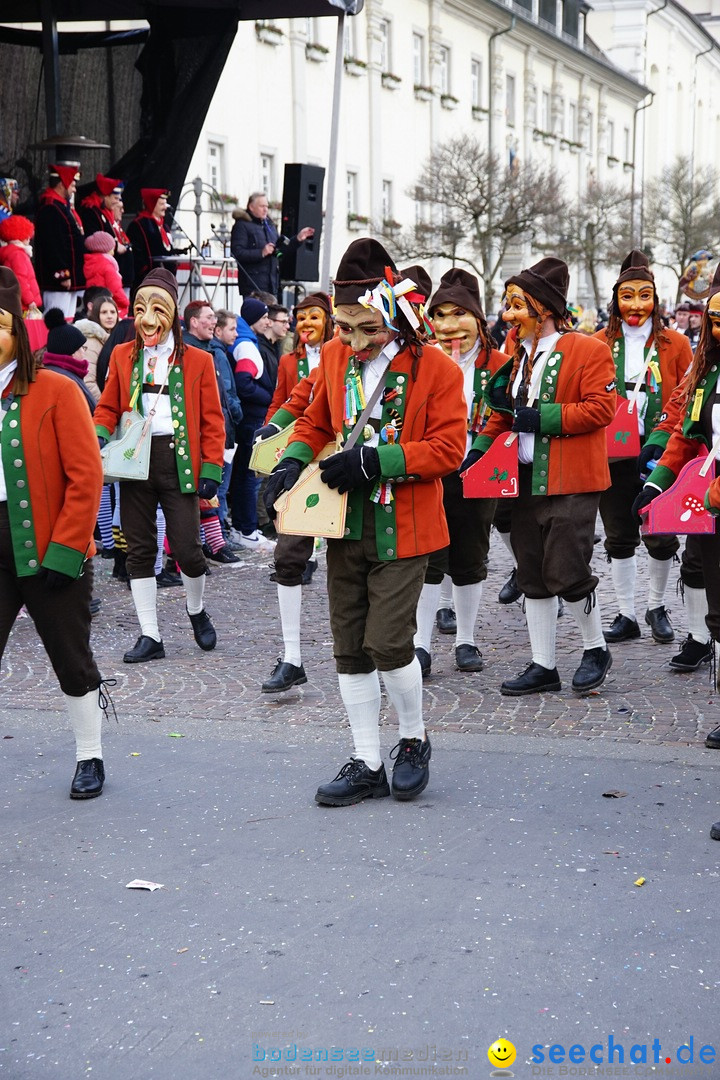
[488,1039,516,1069]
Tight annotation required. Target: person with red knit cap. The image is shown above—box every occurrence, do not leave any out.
[79,173,133,290]
[33,162,86,319]
[0,215,41,312]
[83,232,129,317]
[127,189,178,289]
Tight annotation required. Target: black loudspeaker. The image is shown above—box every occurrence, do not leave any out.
[280,163,324,282]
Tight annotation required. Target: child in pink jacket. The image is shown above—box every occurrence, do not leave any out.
[83,231,128,316]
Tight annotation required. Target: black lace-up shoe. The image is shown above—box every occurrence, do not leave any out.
[390,736,432,800]
[455,644,484,671]
[711,820,720,840]
[705,724,720,749]
[498,568,522,605]
[188,608,217,651]
[415,647,431,678]
[70,758,105,799]
[645,606,674,643]
[123,635,165,663]
[262,659,307,693]
[436,607,457,634]
[501,662,561,696]
[315,760,390,806]
[604,613,641,642]
[572,647,612,693]
[669,636,712,671]
[301,559,318,585]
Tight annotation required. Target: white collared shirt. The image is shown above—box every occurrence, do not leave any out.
[360,338,401,447]
[622,321,651,434]
[141,331,175,436]
[455,340,482,451]
[513,331,560,464]
[0,360,18,503]
[306,343,321,372]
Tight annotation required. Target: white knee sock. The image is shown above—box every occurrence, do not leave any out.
[182,572,206,616]
[685,585,709,642]
[381,660,425,741]
[566,594,607,651]
[496,529,517,565]
[130,576,160,641]
[64,689,103,762]
[525,597,558,669]
[439,574,453,609]
[278,583,302,665]
[338,671,382,770]
[647,556,672,609]
[414,582,441,652]
[453,582,483,646]
[610,556,637,620]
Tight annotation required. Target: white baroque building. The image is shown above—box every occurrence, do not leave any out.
[181,1,649,308]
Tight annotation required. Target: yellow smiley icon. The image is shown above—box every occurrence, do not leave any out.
[488,1039,516,1069]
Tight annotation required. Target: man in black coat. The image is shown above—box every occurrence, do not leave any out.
[230,192,314,299]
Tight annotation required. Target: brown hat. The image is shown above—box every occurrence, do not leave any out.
[294,291,332,318]
[138,267,178,306]
[429,267,484,319]
[0,265,23,320]
[505,257,569,320]
[399,265,432,302]
[615,249,654,288]
[332,238,397,305]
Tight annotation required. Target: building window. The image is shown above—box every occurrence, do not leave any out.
[623,125,631,161]
[208,141,224,194]
[539,0,556,27]
[586,111,594,152]
[346,171,358,215]
[608,119,615,156]
[305,17,318,40]
[506,74,516,127]
[344,17,356,58]
[260,153,274,198]
[541,90,551,130]
[438,45,450,96]
[379,18,391,72]
[471,58,482,108]
[569,102,578,142]
[382,179,393,222]
[413,32,425,86]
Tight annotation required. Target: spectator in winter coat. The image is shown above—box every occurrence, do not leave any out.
[0,177,19,221]
[83,232,128,317]
[230,192,314,299]
[0,215,41,311]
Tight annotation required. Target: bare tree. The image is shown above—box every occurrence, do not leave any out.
[643,155,720,301]
[378,136,567,309]
[552,179,634,308]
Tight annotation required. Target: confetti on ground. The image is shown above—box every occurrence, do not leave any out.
[602,790,628,798]
[634,878,646,887]
[126,879,164,891]
[168,733,185,738]
[259,1000,275,1005]
[130,752,141,756]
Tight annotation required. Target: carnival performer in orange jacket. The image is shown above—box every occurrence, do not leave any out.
[264,239,466,807]
[0,266,107,799]
[467,257,617,697]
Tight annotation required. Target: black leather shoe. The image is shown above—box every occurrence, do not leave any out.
[156,567,183,587]
[572,646,612,693]
[501,662,561,696]
[315,759,390,806]
[645,606,674,643]
[455,643,484,671]
[711,820,720,840]
[112,550,128,581]
[415,646,431,679]
[498,568,522,605]
[390,736,432,800]
[262,659,307,693]
[301,559,318,585]
[705,724,720,749]
[670,636,712,671]
[604,613,641,642]
[123,635,165,663]
[188,608,217,651]
[436,607,457,634]
[70,758,105,799]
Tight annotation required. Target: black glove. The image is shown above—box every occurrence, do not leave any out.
[197,477,219,500]
[264,457,304,518]
[638,442,663,478]
[319,446,381,494]
[254,423,281,442]
[37,567,75,590]
[631,485,660,523]
[459,449,485,474]
[512,407,541,433]
[98,436,108,449]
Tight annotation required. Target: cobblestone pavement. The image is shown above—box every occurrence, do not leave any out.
[2,531,716,748]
